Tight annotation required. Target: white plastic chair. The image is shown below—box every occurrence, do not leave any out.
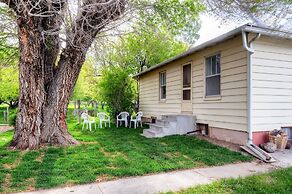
[97,112,111,128]
[116,112,129,127]
[130,112,143,129]
[81,112,96,131]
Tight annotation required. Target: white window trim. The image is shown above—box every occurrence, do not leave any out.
[159,71,166,101]
[204,53,221,100]
[181,62,192,101]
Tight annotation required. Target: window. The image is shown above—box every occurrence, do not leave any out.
[182,64,191,100]
[159,71,166,100]
[205,54,221,96]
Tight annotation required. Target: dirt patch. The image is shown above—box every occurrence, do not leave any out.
[160,142,168,146]
[2,173,11,193]
[25,178,36,191]
[80,142,98,145]
[195,134,242,152]
[35,152,45,162]
[96,174,114,182]
[0,126,12,133]
[3,164,13,170]
[99,147,111,157]
[194,161,207,167]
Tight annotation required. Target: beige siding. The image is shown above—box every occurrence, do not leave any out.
[191,36,247,131]
[139,35,248,131]
[139,62,182,118]
[252,36,292,131]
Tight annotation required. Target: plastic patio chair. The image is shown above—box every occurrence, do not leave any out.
[97,112,111,128]
[81,112,96,131]
[130,111,143,129]
[116,112,129,127]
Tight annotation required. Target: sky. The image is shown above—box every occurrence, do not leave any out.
[194,14,246,46]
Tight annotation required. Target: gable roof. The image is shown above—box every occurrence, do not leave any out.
[134,24,292,78]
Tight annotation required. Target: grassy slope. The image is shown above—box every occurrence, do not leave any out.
[173,167,292,194]
[0,110,251,193]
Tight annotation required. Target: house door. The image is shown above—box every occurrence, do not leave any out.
[181,63,192,113]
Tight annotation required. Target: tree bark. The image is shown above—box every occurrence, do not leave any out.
[10,16,46,149]
[10,16,80,149]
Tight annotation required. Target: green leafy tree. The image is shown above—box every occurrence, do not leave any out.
[96,25,189,117]
[0,66,19,108]
[0,37,19,108]
[72,58,100,101]
[99,66,136,118]
[98,25,189,74]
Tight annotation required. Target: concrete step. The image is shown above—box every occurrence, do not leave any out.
[148,124,165,132]
[155,119,169,126]
[141,129,164,138]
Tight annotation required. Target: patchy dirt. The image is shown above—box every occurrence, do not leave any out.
[25,178,36,191]
[3,164,14,170]
[35,152,45,162]
[0,126,13,134]
[99,147,111,157]
[80,141,98,145]
[96,174,115,183]
[2,173,12,193]
[194,134,242,152]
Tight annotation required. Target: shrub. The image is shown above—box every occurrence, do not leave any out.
[98,66,136,119]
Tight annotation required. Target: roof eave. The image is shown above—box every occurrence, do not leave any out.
[133,24,292,78]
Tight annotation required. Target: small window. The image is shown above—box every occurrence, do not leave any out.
[159,72,166,100]
[205,54,221,96]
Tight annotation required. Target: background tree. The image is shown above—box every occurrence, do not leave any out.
[0,66,19,108]
[0,21,19,108]
[99,66,136,118]
[98,24,188,72]
[97,23,189,116]
[204,0,292,30]
[72,58,100,102]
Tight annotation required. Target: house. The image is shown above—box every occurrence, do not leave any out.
[134,24,292,146]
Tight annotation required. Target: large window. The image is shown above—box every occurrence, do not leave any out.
[205,54,221,96]
[182,64,191,100]
[159,71,166,100]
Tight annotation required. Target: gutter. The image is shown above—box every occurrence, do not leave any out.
[241,30,277,163]
[242,30,261,145]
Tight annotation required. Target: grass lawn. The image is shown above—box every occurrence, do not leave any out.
[171,167,292,194]
[0,109,251,193]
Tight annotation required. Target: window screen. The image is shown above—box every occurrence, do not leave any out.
[159,72,166,99]
[183,64,191,100]
[183,64,191,88]
[206,54,220,96]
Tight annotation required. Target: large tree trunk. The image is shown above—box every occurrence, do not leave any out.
[10,16,46,149]
[5,0,126,150]
[10,16,80,149]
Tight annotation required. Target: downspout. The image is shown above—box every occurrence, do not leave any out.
[242,30,261,145]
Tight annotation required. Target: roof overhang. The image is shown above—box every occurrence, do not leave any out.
[133,24,292,79]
